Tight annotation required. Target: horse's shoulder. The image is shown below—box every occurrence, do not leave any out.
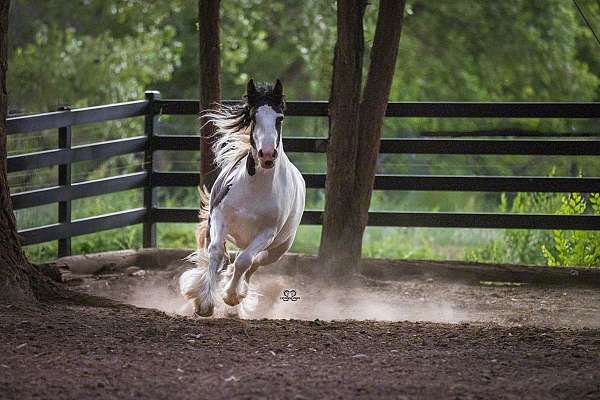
[210,160,243,211]
[209,178,230,212]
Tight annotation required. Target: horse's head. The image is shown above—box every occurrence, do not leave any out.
[245,79,285,170]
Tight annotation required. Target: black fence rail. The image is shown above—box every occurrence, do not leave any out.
[7,91,600,257]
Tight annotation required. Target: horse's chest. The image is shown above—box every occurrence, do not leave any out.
[226,199,278,223]
[222,189,281,233]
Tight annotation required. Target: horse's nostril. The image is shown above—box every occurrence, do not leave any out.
[258,149,264,158]
[273,149,278,159]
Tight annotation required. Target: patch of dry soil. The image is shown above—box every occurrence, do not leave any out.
[1,302,599,400]
[3,259,600,400]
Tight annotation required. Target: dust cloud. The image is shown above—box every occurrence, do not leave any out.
[74,260,600,328]
[125,281,191,315]
[120,269,470,323]
[239,273,470,323]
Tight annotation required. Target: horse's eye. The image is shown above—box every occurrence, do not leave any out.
[276,116,284,123]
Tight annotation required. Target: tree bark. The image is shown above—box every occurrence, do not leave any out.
[319,0,406,273]
[354,0,406,250]
[198,0,221,189]
[318,0,366,271]
[0,0,33,302]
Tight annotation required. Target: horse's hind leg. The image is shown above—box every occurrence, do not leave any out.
[222,229,276,307]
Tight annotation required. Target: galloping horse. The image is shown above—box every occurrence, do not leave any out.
[180,79,306,317]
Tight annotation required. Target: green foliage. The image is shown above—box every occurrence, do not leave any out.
[542,193,600,267]
[362,228,439,260]
[468,191,600,267]
[396,1,599,102]
[9,0,600,111]
[157,224,196,250]
[9,23,181,111]
[467,191,559,265]
[72,226,141,255]
[24,242,58,264]
[8,0,600,265]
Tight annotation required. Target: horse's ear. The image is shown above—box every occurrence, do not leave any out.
[273,79,283,97]
[247,79,257,96]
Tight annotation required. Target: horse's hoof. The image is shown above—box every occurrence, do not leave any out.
[238,282,248,300]
[222,292,241,307]
[193,299,214,317]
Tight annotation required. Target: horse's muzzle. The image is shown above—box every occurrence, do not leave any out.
[257,147,277,170]
[260,159,275,169]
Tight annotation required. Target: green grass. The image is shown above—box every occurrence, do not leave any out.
[25,222,502,264]
[24,225,142,263]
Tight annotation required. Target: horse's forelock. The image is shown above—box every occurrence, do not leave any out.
[245,83,285,111]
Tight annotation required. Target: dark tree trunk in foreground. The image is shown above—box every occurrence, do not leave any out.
[0,0,34,302]
[0,0,58,303]
[319,0,367,271]
[198,0,221,189]
[354,0,406,253]
[320,0,406,273]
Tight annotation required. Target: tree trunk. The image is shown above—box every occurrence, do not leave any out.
[0,0,59,303]
[354,0,406,251]
[319,0,406,273]
[318,0,366,271]
[198,0,221,189]
[0,0,31,302]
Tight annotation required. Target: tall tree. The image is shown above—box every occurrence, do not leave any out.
[318,0,366,272]
[0,0,35,301]
[319,0,406,272]
[0,0,58,303]
[198,0,221,189]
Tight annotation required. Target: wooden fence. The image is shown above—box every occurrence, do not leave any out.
[7,91,600,257]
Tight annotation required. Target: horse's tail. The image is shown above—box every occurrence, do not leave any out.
[179,185,218,317]
[195,185,210,250]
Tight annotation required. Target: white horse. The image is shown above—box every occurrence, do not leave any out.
[179,79,306,317]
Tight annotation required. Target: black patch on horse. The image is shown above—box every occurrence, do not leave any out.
[275,116,283,149]
[246,152,256,176]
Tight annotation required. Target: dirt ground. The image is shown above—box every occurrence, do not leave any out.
[71,266,600,329]
[2,258,600,399]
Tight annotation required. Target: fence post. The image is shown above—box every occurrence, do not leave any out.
[143,91,160,248]
[57,105,72,258]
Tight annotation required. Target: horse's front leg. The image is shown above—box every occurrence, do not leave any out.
[222,229,275,306]
[194,210,227,317]
[241,236,293,286]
